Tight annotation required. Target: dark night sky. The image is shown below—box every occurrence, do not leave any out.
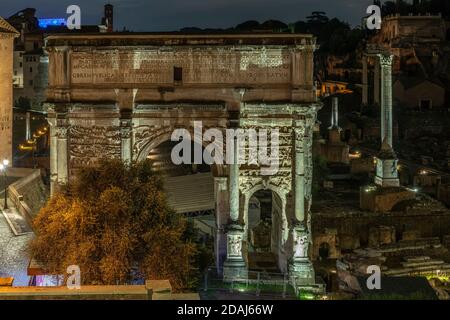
[1,0,374,31]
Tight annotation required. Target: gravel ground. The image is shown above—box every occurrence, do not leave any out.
[0,211,33,286]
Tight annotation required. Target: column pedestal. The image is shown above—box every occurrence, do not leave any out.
[288,224,315,286]
[374,141,400,187]
[223,224,247,282]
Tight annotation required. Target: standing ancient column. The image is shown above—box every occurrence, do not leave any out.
[374,54,399,188]
[374,58,380,106]
[379,54,394,147]
[293,125,306,224]
[25,112,31,141]
[362,56,368,106]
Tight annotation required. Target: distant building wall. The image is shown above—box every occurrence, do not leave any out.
[0,22,17,163]
[394,79,445,110]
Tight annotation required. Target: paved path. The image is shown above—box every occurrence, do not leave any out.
[0,202,33,286]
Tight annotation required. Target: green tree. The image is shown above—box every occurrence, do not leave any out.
[29,159,198,291]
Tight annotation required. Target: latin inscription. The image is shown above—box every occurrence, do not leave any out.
[71,50,291,85]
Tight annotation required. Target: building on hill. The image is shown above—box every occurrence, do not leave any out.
[393,76,446,110]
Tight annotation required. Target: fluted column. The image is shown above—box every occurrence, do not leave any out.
[293,125,306,224]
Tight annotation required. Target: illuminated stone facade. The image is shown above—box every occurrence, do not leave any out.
[45,33,321,289]
[0,17,19,163]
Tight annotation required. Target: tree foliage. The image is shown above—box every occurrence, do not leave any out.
[29,159,198,291]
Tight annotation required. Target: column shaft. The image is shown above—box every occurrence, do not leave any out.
[56,127,68,184]
[294,128,305,223]
[362,57,368,105]
[380,55,393,147]
[374,58,380,106]
[229,136,239,222]
[49,125,58,195]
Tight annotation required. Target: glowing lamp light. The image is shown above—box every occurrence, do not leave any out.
[0,164,4,171]
[349,150,362,159]
[419,169,428,175]
[2,159,9,167]
[299,292,316,300]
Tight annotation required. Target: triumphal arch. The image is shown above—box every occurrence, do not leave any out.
[45,33,321,290]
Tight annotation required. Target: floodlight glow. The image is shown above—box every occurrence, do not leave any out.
[38,18,67,29]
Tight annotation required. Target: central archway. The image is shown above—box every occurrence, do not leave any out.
[140,136,225,216]
[242,184,288,274]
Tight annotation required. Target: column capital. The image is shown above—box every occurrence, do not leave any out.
[378,54,393,67]
[55,126,68,139]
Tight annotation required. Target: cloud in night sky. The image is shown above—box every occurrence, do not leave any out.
[0,0,374,31]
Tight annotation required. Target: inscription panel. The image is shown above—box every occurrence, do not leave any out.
[71,49,292,85]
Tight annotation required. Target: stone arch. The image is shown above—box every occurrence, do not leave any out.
[241,182,289,273]
[135,128,225,176]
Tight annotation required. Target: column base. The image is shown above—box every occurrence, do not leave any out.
[223,224,247,282]
[289,258,315,286]
[374,176,400,188]
[223,259,248,282]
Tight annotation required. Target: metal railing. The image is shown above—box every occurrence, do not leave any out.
[201,267,296,299]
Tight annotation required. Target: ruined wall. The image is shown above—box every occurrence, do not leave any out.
[313,211,450,249]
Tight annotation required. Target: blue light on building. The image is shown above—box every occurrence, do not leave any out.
[38,18,66,29]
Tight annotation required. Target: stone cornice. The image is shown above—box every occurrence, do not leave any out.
[45,33,317,48]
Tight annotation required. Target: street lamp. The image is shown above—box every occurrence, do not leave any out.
[0,159,9,210]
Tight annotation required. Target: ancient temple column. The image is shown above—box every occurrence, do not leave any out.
[56,126,69,185]
[331,97,339,128]
[25,112,31,141]
[374,58,380,106]
[293,126,306,224]
[374,54,399,188]
[379,54,394,147]
[362,56,368,106]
